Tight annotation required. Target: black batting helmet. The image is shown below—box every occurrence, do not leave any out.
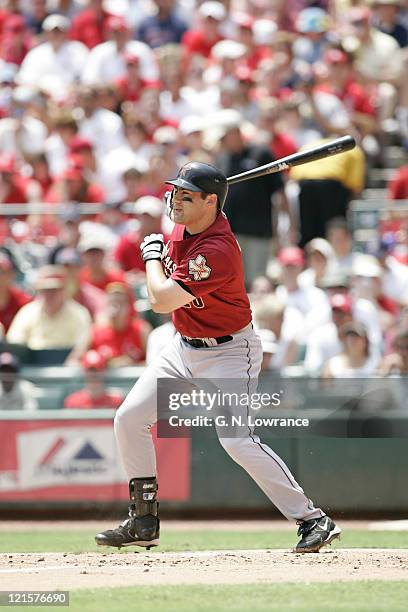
[166,162,228,210]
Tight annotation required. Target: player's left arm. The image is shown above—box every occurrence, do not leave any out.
[141,233,195,313]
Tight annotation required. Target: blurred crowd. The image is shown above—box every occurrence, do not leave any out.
[0,0,407,409]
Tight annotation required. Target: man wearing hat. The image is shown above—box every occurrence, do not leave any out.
[7,265,91,362]
[181,1,225,58]
[55,247,106,319]
[0,251,31,332]
[0,352,39,411]
[372,0,408,48]
[64,349,123,409]
[82,15,159,86]
[79,234,127,292]
[18,14,88,92]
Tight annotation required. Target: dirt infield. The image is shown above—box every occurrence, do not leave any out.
[1,549,408,589]
[1,521,407,590]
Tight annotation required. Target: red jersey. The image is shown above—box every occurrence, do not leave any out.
[64,389,123,409]
[0,286,32,332]
[163,212,252,338]
[91,318,146,363]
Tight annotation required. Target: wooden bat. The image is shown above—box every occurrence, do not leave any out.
[227,135,356,185]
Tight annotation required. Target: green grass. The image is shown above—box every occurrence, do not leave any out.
[21,582,408,612]
[1,529,408,553]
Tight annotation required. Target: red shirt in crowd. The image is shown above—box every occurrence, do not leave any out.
[114,231,170,272]
[64,389,123,409]
[114,76,160,103]
[164,212,252,337]
[318,81,376,116]
[271,133,297,160]
[74,283,107,319]
[79,268,127,292]
[389,165,408,200]
[181,30,223,58]
[91,318,146,363]
[0,286,32,332]
[69,8,113,48]
[45,183,105,205]
[0,176,29,204]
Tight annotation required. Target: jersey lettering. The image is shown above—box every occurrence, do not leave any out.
[183,296,205,309]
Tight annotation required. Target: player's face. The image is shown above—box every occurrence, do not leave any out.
[171,188,209,226]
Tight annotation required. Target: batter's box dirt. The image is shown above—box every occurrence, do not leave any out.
[1,549,407,590]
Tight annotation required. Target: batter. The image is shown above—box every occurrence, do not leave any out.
[95,162,341,553]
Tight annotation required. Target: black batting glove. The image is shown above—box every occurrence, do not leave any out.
[140,233,165,263]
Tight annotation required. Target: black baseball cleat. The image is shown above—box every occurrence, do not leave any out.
[95,506,160,549]
[294,515,341,553]
[95,477,160,549]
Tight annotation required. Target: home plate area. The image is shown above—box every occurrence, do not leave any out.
[1,549,408,590]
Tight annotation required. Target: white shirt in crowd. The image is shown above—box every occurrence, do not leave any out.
[81,40,159,85]
[79,109,125,156]
[18,41,88,91]
[382,256,408,305]
[304,322,343,375]
[275,284,331,341]
[0,116,47,158]
[99,143,152,201]
[0,379,39,411]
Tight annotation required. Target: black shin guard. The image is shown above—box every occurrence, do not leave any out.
[128,477,159,542]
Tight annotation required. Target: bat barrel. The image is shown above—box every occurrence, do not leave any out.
[227,135,356,185]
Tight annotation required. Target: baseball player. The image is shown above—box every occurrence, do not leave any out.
[95,162,341,553]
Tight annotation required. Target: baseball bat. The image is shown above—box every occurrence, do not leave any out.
[227,135,356,185]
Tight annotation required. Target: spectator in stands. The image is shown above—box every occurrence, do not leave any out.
[388,150,408,199]
[137,0,188,48]
[379,329,408,375]
[325,217,357,271]
[48,205,82,264]
[73,85,124,156]
[114,52,159,105]
[256,97,298,160]
[17,14,88,92]
[90,282,151,366]
[45,164,105,206]
[45,111,79,177]
[178,115,206,158]
[298,238,336,288]
[24,0,49,37]
[0,13,33,65]
[322,322,379,378]
[54,247,106,319]
[345,7,403,121]
[0,251,31,332]
[69,0,112,49]
[181,1,225,59]
[7,265,91,361]
[275,247,331,338]
[304,293,354,376]
[253,293,301,370]
[81,15,159,86]
[79,234,126,292]
[289,139,365,247]
[26,153,54,201]
[216,111,294,287]
[372,0,408,48]
[0,352,39,411]
[293,7,331,65]
[0,153,29,205]
[63,349,123,409]
[0,87,47,160]
[318,49,377,137]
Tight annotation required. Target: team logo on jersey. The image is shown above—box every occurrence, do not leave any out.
[188,254,211,281]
